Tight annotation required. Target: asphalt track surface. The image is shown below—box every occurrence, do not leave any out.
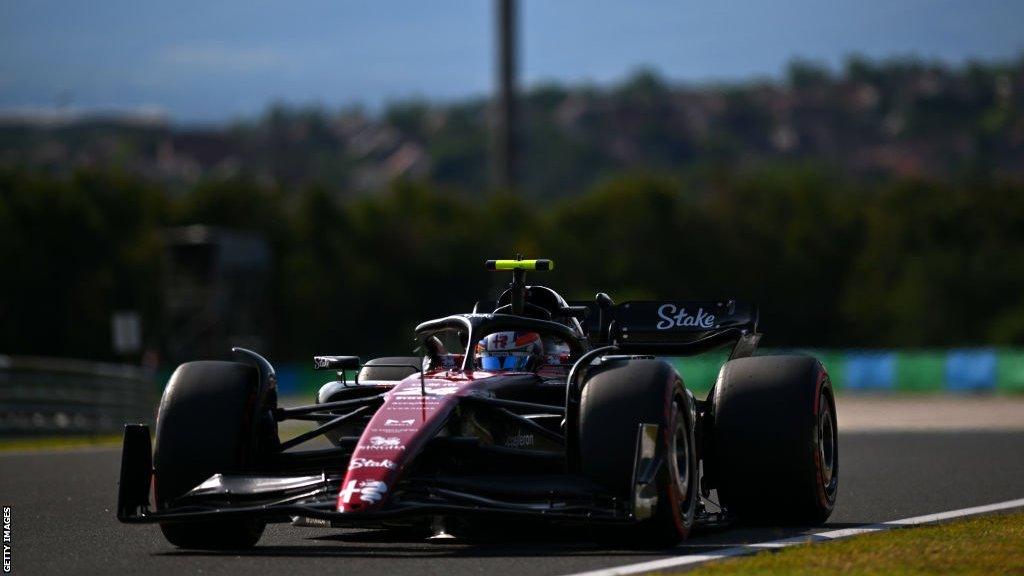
[3,431,1024,576]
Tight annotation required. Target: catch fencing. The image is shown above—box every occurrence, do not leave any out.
[0,355,158,437]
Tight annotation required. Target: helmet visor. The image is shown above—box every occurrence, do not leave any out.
[480,354,532,371]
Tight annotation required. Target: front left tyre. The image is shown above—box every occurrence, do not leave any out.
[577,359,699,546]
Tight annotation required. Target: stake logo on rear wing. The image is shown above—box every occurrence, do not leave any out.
[654,304,719,330]
[615,300,755,333]
[605,300,760,357]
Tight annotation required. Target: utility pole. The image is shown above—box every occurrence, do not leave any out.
[493,0,518,192]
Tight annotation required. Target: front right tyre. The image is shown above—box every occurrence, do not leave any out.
[153,360,275,548]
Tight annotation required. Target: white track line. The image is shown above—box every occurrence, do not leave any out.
[563,497,1024,576]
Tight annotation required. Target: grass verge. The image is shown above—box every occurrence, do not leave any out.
[684,510,1024,575]
[0,434,122,452]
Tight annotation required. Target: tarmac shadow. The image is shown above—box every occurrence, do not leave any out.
[159,523,860,559]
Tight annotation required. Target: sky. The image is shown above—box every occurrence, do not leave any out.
[1,0,1022,124]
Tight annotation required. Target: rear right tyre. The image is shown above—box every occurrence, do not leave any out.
[358,356,422,381]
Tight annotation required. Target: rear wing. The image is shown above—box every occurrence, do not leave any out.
[574,299,761,358]
[472,294,761,359]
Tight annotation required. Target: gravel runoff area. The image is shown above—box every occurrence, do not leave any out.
[836,395,1024,431]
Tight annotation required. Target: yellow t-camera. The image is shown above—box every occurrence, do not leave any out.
[485,259,554,271]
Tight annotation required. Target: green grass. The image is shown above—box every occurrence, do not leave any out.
[683,511,1024,576]
[0,434,122,452]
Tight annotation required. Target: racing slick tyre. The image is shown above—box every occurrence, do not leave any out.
[712,355,838,525]
[358,356,422,381]
[578,359,699,546]
[153,361,276,548]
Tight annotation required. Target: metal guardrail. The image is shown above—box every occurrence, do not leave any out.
[0,355,158,437]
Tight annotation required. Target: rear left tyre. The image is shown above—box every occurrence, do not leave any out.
[712,355,838,524]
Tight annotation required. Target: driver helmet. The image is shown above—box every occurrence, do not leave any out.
[476,331,542,371]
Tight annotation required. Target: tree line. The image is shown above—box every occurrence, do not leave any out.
[2,164,1022,363]
[3,55,1022,198]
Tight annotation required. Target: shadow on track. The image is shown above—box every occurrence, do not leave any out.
[157,523,861,559]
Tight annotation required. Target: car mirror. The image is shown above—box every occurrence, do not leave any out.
[312,355,362,371]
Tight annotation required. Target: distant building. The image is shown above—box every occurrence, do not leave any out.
[160,226,271,363]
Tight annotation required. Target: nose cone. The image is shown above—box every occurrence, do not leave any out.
[336,374,469,512]
[337,478,391,512]
[336,432,408,512]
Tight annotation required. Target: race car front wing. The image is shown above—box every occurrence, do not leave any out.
[116,423,730,529]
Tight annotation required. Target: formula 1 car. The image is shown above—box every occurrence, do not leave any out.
[117,259,838,548]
